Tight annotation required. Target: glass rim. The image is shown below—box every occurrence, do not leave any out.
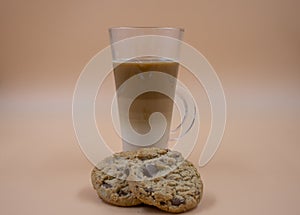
[109,26,184,32]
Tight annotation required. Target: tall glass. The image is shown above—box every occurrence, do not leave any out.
[109,27,184,151]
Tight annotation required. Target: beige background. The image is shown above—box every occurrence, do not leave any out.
[1,0,300,214]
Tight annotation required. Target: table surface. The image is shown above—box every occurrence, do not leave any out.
[1,0,300,214]
[1,75,299,215]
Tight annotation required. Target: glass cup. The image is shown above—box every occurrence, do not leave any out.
[109,27,194,151]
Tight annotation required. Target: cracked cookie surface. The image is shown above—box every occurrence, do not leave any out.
[129,160,203,213]
[128,148,185,181]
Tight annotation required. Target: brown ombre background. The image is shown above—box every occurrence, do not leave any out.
[1,0,299,214]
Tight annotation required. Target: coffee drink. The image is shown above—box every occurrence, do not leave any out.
[113,58,179,150]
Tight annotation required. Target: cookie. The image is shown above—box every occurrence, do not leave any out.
[91,151,142,206]
[129,160,203,213]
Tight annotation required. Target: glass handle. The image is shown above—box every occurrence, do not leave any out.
[169,84,196,141]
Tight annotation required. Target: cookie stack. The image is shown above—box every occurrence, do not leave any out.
[91,148,203,213]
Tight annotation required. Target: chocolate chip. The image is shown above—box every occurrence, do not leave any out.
[102,182,112,188]
[160,201,166,206]
[142,168,151,177]
[171,197,185,206]
[117,189,128,196]
[144,187,154,194]
[124,168,129,176]
[142,164,158,177]
[146,164,158,174]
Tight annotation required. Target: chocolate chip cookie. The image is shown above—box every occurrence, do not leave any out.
[129,160,203,213]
